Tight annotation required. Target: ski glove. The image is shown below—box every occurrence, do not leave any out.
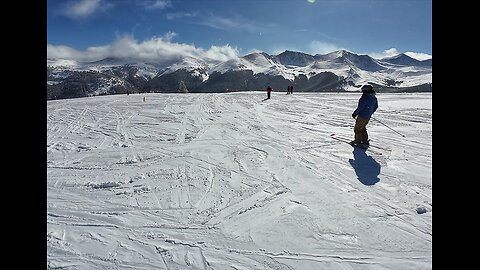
[352,113,357,119]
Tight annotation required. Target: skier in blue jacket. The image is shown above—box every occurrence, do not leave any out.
[351,85,378,148]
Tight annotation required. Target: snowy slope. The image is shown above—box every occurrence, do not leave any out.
[380,53,426,67]
[47,57,163,80]
[47,92,432,269]
[159,56,210,81]
[210,53,281,76]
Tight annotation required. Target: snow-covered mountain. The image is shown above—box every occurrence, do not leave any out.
[315,50,387,72]
[380,53,431,67]
[47,50,432,100]
[273,50,316,67]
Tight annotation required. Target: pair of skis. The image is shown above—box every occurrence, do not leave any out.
[330,133,390,155]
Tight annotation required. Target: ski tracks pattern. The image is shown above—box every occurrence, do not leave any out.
[47,93,432,269]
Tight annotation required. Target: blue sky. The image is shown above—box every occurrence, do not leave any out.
[47,0,432,61]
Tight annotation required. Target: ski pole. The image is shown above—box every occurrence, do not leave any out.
[371,116,406,137]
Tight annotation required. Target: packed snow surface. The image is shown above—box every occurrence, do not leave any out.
[47,92,432,269]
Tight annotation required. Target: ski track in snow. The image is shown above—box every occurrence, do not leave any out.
[47,92,432,270]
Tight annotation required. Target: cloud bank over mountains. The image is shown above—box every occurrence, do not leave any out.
[47,34,240,64]
[48,35,431,63]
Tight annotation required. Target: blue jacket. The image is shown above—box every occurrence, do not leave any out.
[353,93,378,119]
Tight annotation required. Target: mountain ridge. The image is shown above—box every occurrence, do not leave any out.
[47,50,432,100]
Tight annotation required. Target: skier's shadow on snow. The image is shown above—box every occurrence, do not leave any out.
[348,147,381,186]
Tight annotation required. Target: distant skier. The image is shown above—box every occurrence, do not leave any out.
[286,85,293,95]
[266,86,273,99]
[351,84,378,148]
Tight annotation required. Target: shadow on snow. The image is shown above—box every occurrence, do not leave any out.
[348,147,381,186]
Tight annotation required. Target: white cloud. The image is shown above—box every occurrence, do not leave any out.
[47,34,239,63]
[199,15,257,33]
[142,0,171,11]
[369,48,400,59]
[203,45,240,62]
[166,11,198,20]
[47,44,85,60]
[163,31,177,42]
[308,40,343,55]
[165,11,258,33]
[61,0,112,19]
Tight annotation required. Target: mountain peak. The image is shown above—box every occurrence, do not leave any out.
[336,49,352,57]
[380,53,422,66]
[273,50,315,67]
[317,50,354,60]
[243,52,270,58]
[280,50,302,54]
[382,53,411,61]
